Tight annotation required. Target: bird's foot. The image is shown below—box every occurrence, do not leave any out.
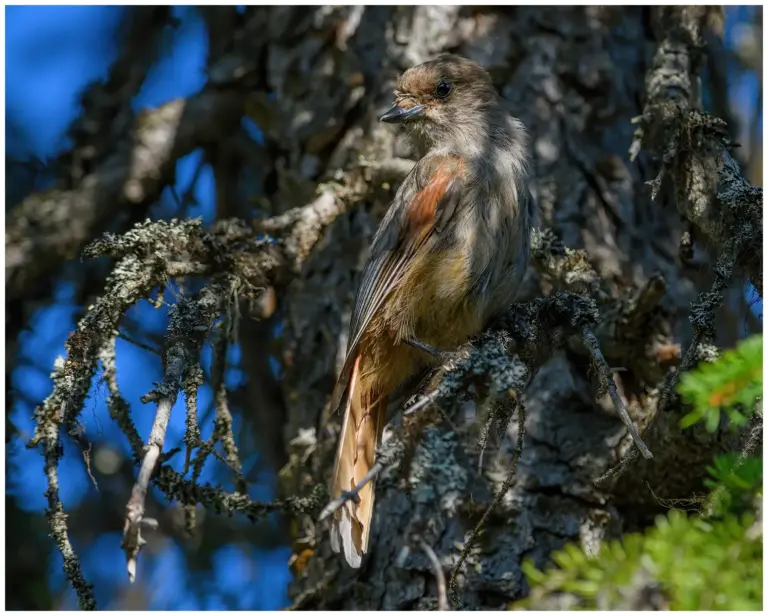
[406,338,457,364]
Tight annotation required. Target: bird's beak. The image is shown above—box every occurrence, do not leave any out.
[379,103,425,124]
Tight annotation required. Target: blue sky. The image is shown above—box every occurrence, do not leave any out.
[5,5,762,610]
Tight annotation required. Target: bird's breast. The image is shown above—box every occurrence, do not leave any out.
[357,243,482,398]
[379,240,483,349]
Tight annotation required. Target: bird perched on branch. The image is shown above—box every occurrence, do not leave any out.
[329,54,535,568]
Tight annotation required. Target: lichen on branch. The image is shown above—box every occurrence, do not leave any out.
[26,155,409,597]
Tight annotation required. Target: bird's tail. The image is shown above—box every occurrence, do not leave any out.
[329,354,386,568]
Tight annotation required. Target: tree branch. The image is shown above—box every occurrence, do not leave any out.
[6,89,243,301]
[123,281,226,582]
[55,7,173,184]
[29,171,379,588]
[629,6,762,296]
[596,7,762,495]
[39,359,97,610]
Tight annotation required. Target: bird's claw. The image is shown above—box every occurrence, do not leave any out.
[406,338,457,364]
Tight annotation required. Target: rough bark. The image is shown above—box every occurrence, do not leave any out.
[267,6,760,609]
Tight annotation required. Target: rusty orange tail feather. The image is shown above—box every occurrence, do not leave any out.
[329,354,386,568]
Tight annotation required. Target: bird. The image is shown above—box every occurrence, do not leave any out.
[328,54,535,568]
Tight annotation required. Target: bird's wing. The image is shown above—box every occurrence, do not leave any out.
[330,154,465,411]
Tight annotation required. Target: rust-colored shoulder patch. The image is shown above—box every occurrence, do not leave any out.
[405,156,464,232]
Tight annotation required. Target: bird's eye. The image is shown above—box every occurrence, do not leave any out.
[435,81,452,98]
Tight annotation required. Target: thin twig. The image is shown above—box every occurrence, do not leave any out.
[192,438,247,480]
[318,461,388,522]
[476,402,494,476]
[659,235,741,413]
[210,316,246,492]
[123,386,174,583]
[81,441,98,491]
[45,446,98,609]
[39,361,97,609]
[122,282,224,582]
[98,336,146,461]
[404,389,442,416]
[117,330,163,356]
[182,363,203,476]
[449,394,526,605]
[581,326,653,459]
[594,448,639,487]
[186,317,247,492]
[181,362,204,533]
[420,539,449,611]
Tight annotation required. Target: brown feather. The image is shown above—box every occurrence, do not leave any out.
[405,164,458,230]
[330,354,386,567]
[329,155,470,567]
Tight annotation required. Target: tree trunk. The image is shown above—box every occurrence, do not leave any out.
[261,5,757,609]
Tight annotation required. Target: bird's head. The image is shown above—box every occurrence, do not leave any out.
[380,54,500,150]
